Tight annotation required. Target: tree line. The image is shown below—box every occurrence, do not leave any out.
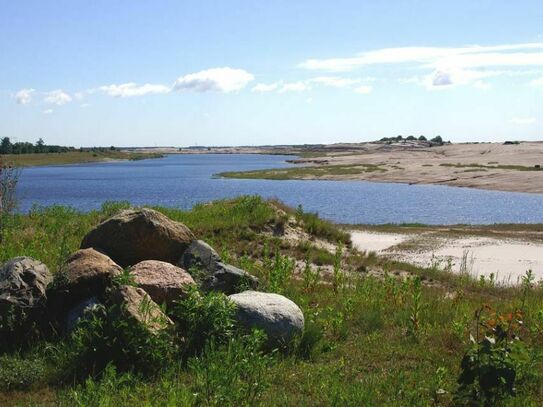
[379,135,447,145]
[0,137,77,155]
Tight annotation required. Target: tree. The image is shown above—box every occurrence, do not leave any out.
[418,135,427,141]
[0,137,12,154]
[406,135,416,141]
[431,135,443,144]
[36,138,45,153]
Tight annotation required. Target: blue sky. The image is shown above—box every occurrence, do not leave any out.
[1,1,542,147]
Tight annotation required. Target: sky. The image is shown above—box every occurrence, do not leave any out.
[1,1,542,147]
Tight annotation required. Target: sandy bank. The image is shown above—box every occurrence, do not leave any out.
[351,230,543,284]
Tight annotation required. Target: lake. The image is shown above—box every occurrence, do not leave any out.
[16,154,543,225]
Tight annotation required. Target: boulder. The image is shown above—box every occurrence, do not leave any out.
[0,257,52,310]
[56,248,122,304]
[64,297,103,334]
[0,257,52,345]
[179,240,221,273]
[110,285,172,332]
[130,260,195,305]
[81,208,195,267]
[204,263,259,295]
[228,291,304,346]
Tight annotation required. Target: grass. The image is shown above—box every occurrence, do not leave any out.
[439,162,542,171]
[219,164,387,180]
[0,150,163,167]
[2,197,543,405]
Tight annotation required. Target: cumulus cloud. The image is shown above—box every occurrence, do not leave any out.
[44,89,72,105]
[510,117,536,124]
[42,109,53,115]
[173,67,254,93]
[15,88,35,105]
[99,83,170,97]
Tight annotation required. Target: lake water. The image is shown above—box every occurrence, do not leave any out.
[16,154,543,225]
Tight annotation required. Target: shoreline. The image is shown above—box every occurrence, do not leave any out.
[349,225,543,285]
[1,151,164,168]
[136,141,543,194]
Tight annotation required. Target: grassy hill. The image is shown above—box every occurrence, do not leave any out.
[1,197,542,406]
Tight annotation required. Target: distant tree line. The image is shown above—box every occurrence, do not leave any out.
[0,137,120,155]
[378,135,447,145]
[0,137,77,155]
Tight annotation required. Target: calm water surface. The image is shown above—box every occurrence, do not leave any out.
[16,154,543,225]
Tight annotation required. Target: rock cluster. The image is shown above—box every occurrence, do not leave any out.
[0,208,304,346]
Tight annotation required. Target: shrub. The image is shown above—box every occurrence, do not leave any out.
[455,306,532,406]
[171,287,237,358]
[54,301,175,380]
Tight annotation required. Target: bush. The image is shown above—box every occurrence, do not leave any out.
[54,301,175,380]
[455,306,532,406]
[171,287,237,358]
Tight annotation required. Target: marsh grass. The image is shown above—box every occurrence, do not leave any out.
[218,163,387,181]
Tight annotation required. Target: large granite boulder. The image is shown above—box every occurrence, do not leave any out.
[179,240,222,273]
[179,240,258,294]
[0,257,52,310]
[130,260,195,305]
[55,248,122,304]
[204,263,259,295]
[228,291,304,346]
[110,285,172,333]
[81,208,195,267]
[0,257,52,346]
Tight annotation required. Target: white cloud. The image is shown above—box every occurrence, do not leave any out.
[354,85,372,94]
[15,88,35,105]
[42,109,53,115]
[99,83,170,98]
[173,67,254,93]
[531,76,543,86]
[310,76,362,88]
[278,81,311,93]
[300,43,543,90]
[252,82,281,92]
[44,89,72,105]
[74,92,84,100]
[510,117,536,124]
[300,43,543,71]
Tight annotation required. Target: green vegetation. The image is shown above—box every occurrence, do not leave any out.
[2,197,543,405]
[440,163,542,172]
[0,137,74,155]
[219,163,387,180]
[0,150,163,167]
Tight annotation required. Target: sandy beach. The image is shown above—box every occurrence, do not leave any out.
[351,229,543,284]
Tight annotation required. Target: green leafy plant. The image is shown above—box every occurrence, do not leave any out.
[455,305,530,406]
[171,287,237,358]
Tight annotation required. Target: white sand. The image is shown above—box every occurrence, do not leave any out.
[350,230,543,284]
[349,231,409,253]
